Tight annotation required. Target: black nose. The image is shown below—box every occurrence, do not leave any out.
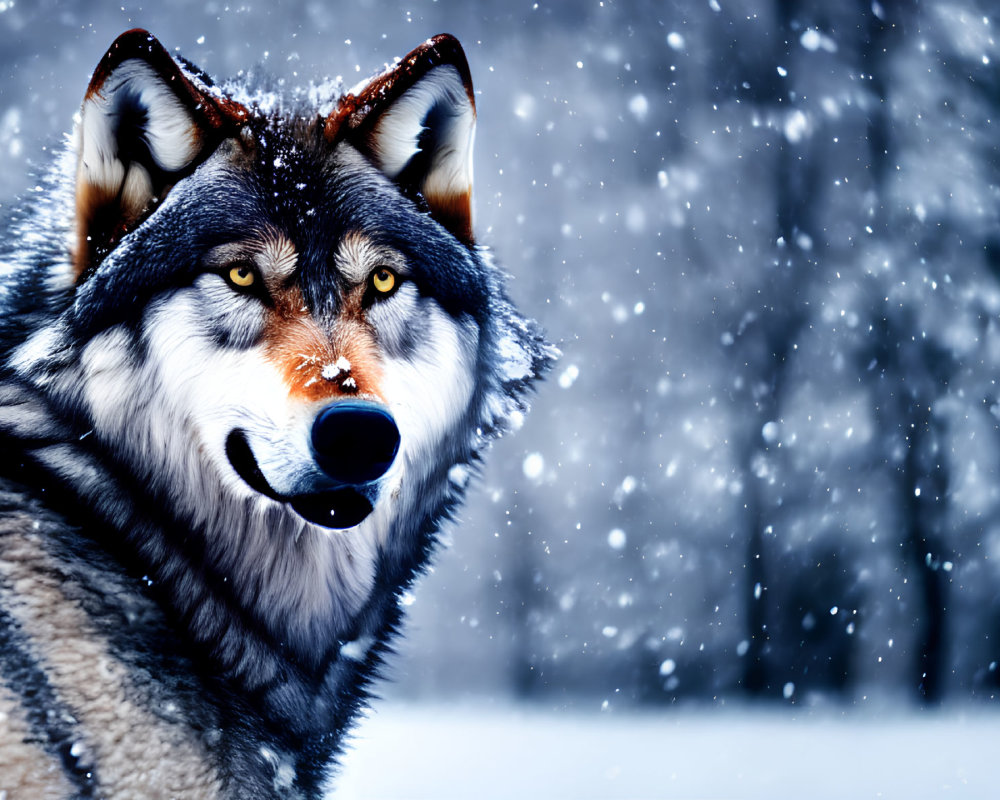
[310,402,400,485]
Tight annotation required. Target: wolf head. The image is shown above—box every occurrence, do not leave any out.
[1,31,553,690]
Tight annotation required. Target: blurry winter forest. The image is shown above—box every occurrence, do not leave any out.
[3,0,1000,715]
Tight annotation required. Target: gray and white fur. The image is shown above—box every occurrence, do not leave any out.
[0,30,554,798]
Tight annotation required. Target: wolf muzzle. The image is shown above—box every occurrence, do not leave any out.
[288,402,400,529]
[226,401,400,530]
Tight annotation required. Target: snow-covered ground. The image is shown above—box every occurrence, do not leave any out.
[335,702,1000,799]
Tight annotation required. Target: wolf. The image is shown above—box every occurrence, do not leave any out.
[0,29,553,798]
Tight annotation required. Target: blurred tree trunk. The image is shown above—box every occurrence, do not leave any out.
[902,401,949,702]
[863,0,949,704]
[741,0,816,696]
[868,306,952,703]
[504,495,544,697]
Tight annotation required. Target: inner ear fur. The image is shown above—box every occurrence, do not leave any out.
[328,35,478,244]
[75,29,248,279]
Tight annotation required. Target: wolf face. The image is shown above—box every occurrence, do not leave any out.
[0,30,553,797]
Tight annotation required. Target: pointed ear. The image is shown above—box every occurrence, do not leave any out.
[329,35,477,244]
[75,29,248,279]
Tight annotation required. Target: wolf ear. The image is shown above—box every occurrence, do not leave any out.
[330,35,477,244]
[75,29,248,278]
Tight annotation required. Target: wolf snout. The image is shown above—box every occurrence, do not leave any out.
[310,402,400,485]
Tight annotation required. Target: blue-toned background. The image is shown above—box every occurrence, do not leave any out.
[3,1,999,796]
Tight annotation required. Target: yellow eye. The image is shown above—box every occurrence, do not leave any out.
[372,267,397,295]
[228,263,256,289]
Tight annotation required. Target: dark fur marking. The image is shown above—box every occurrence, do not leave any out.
[0,604,100,796]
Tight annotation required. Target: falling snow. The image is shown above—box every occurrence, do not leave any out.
[5,1,1000,794]
[521,452,544,480]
